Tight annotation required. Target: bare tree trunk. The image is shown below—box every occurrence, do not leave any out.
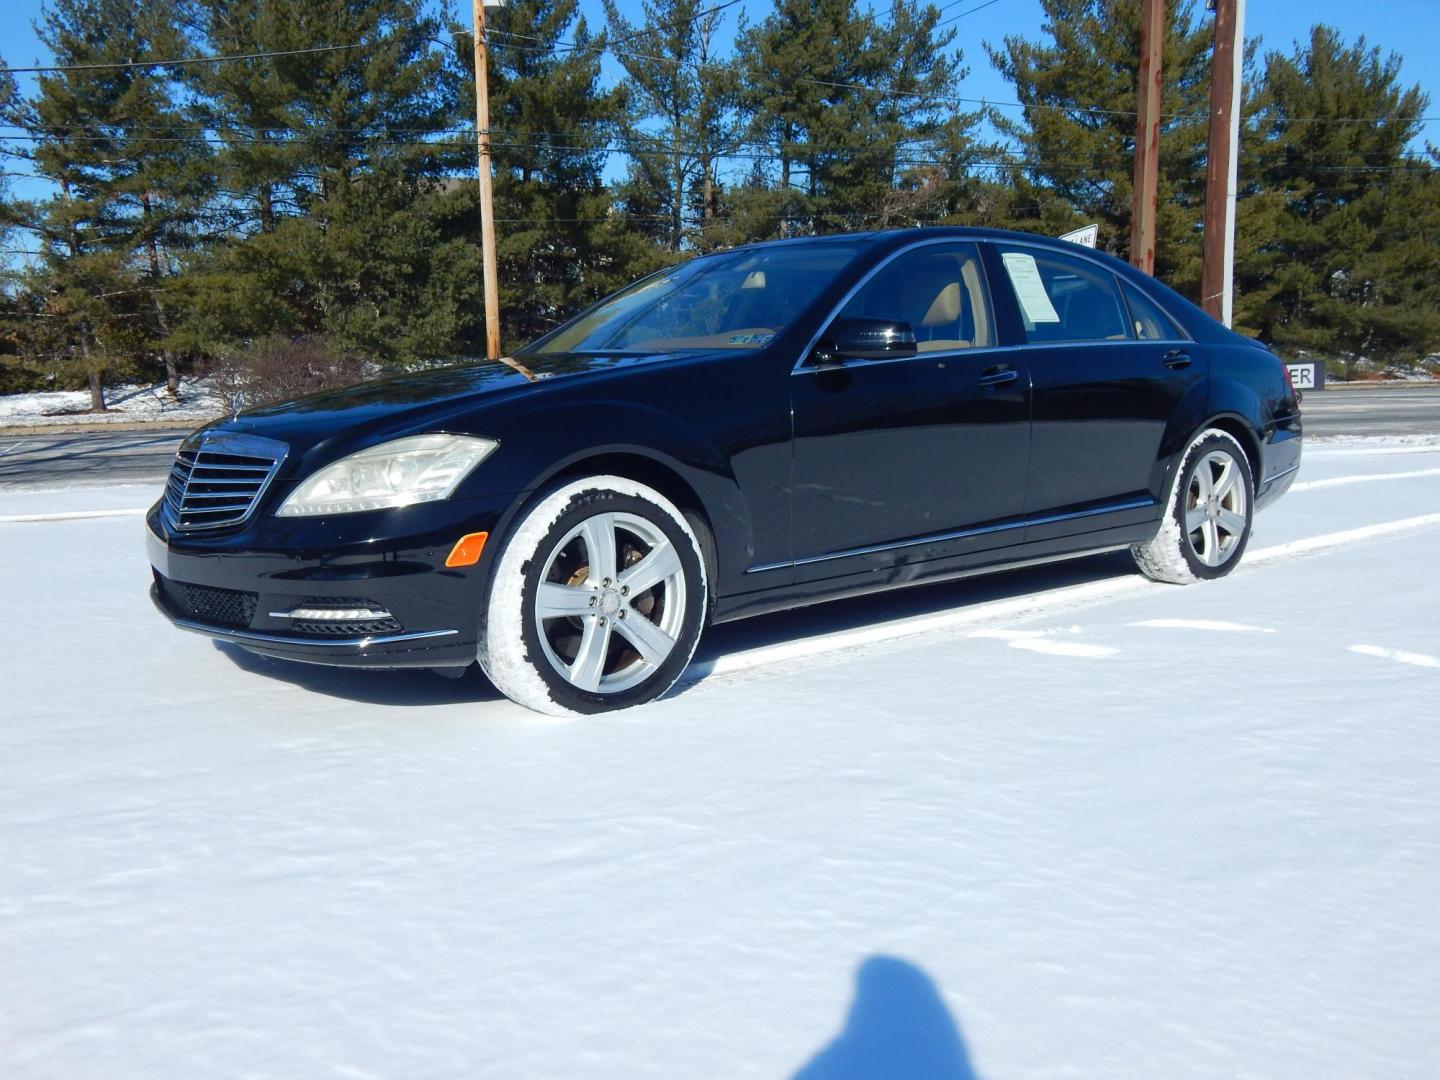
[80,333,106,412]
[779,141,792,240]
[259,183,276,233]
[142,192,181,399]
[671,117,684,252]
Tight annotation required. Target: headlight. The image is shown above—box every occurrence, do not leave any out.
[276,434,497,517]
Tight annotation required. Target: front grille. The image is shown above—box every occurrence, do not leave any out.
[163,431,287,532]
[160,575,257,629]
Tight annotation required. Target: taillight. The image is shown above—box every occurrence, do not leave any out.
[1279,358,1301,407]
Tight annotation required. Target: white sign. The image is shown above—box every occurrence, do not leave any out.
[1059,224,1099,248]
[1287,363,1317,390]
[1000,252,1060,325]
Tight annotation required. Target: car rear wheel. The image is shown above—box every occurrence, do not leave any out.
[1131,428,1254,584]
[479,476,708,716]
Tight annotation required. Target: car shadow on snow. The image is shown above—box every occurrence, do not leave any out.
[791,955,980,1080]
[682,549,1138,685]
[212,549,1137,707]
[213,641,507,706]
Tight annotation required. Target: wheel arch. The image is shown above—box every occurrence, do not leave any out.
[1157,413,1262,510]
[540,450,720,605]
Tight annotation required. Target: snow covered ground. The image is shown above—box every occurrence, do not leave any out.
[0,381,224,428]
[3,445,1439,1079]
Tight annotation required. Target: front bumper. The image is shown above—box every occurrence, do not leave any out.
[146,492,517,669]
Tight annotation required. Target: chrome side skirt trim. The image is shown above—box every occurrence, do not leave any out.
[167,616,459,649]
[1024,498,1155,528]
[745,497,1156,573]
[1261,462,1301,485]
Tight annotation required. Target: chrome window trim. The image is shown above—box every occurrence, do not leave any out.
[989,236,1195,345]
[1004,338,1192,353]
[791,238,999,375]
[746,496,1157,573]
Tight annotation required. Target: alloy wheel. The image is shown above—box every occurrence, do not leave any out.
[1184,449,1248,568]
[533,511,688,694]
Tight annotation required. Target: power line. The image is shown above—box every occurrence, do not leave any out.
[1,125,1430,176]
[2,21,1432,129]
[935,0,1006,30]
[0,42,366,76]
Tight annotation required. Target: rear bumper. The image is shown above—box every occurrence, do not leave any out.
[1257,424,1302,511]
[146,491,518,669]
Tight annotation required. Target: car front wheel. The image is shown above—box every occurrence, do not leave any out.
[479,475,708,715]
[1132,428,1255,584]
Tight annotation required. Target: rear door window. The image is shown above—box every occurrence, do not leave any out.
[1121,280,1186,341]
[996,246,1132,344]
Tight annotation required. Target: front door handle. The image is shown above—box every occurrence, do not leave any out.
[1163,350,1193,369]
[978,364,1019,387]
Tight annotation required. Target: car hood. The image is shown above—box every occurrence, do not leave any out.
[206,350,698,456]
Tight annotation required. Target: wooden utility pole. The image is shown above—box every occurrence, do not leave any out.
[1201,0,1246,327]
[1130,0,1165,275]
[471,0,502,360]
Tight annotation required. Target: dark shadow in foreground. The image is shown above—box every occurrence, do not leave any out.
[213,640,505,706]
[792,956,979,1080]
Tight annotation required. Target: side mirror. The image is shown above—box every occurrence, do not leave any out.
[811,317,917,364]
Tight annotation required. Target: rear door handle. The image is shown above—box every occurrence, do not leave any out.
[1163,350,1193,369]
[978,364,1019,387]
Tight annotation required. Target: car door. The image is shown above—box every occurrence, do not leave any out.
[984,241,1206,541]
[788,240,1031,581]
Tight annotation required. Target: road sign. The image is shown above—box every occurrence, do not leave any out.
[1059,224,1099,248]
[1287,361,1324,391]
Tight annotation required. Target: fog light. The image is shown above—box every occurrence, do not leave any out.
[270,606,394,621]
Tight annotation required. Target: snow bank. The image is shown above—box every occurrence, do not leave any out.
[0,380,224,427]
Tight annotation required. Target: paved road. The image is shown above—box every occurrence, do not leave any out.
[0,428,188,489]
[1301,385,1440,439]
[0,385,1437,489]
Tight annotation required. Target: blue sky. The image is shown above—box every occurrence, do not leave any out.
[2,0,1437,200]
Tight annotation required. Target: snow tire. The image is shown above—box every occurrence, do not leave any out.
[1131,428,1255,585]
[478,476,708,716]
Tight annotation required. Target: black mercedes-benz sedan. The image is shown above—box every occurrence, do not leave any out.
[148,227,1302,714]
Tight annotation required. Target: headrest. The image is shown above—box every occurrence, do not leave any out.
[922,282,962,327]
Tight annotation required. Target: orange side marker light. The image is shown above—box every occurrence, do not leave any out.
[445,531,489,568]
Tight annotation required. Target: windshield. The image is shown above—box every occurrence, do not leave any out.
[521,243,861,356]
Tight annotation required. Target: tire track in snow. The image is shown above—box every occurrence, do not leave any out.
[1289,467,1440,492]
[1348,645,1440,669]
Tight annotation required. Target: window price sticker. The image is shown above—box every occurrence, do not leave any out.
[1001,252,1061,325]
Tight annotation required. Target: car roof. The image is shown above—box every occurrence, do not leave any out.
[720,225,1100,257]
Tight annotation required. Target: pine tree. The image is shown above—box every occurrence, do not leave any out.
[734,0,880,236]
[831,0,986,229]
[987,0,1213,287]
[482,0,659,348]
[1236,25,1438,366]
[602,0,740,252]
[9,0,205,410]
[171,0,460,364]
